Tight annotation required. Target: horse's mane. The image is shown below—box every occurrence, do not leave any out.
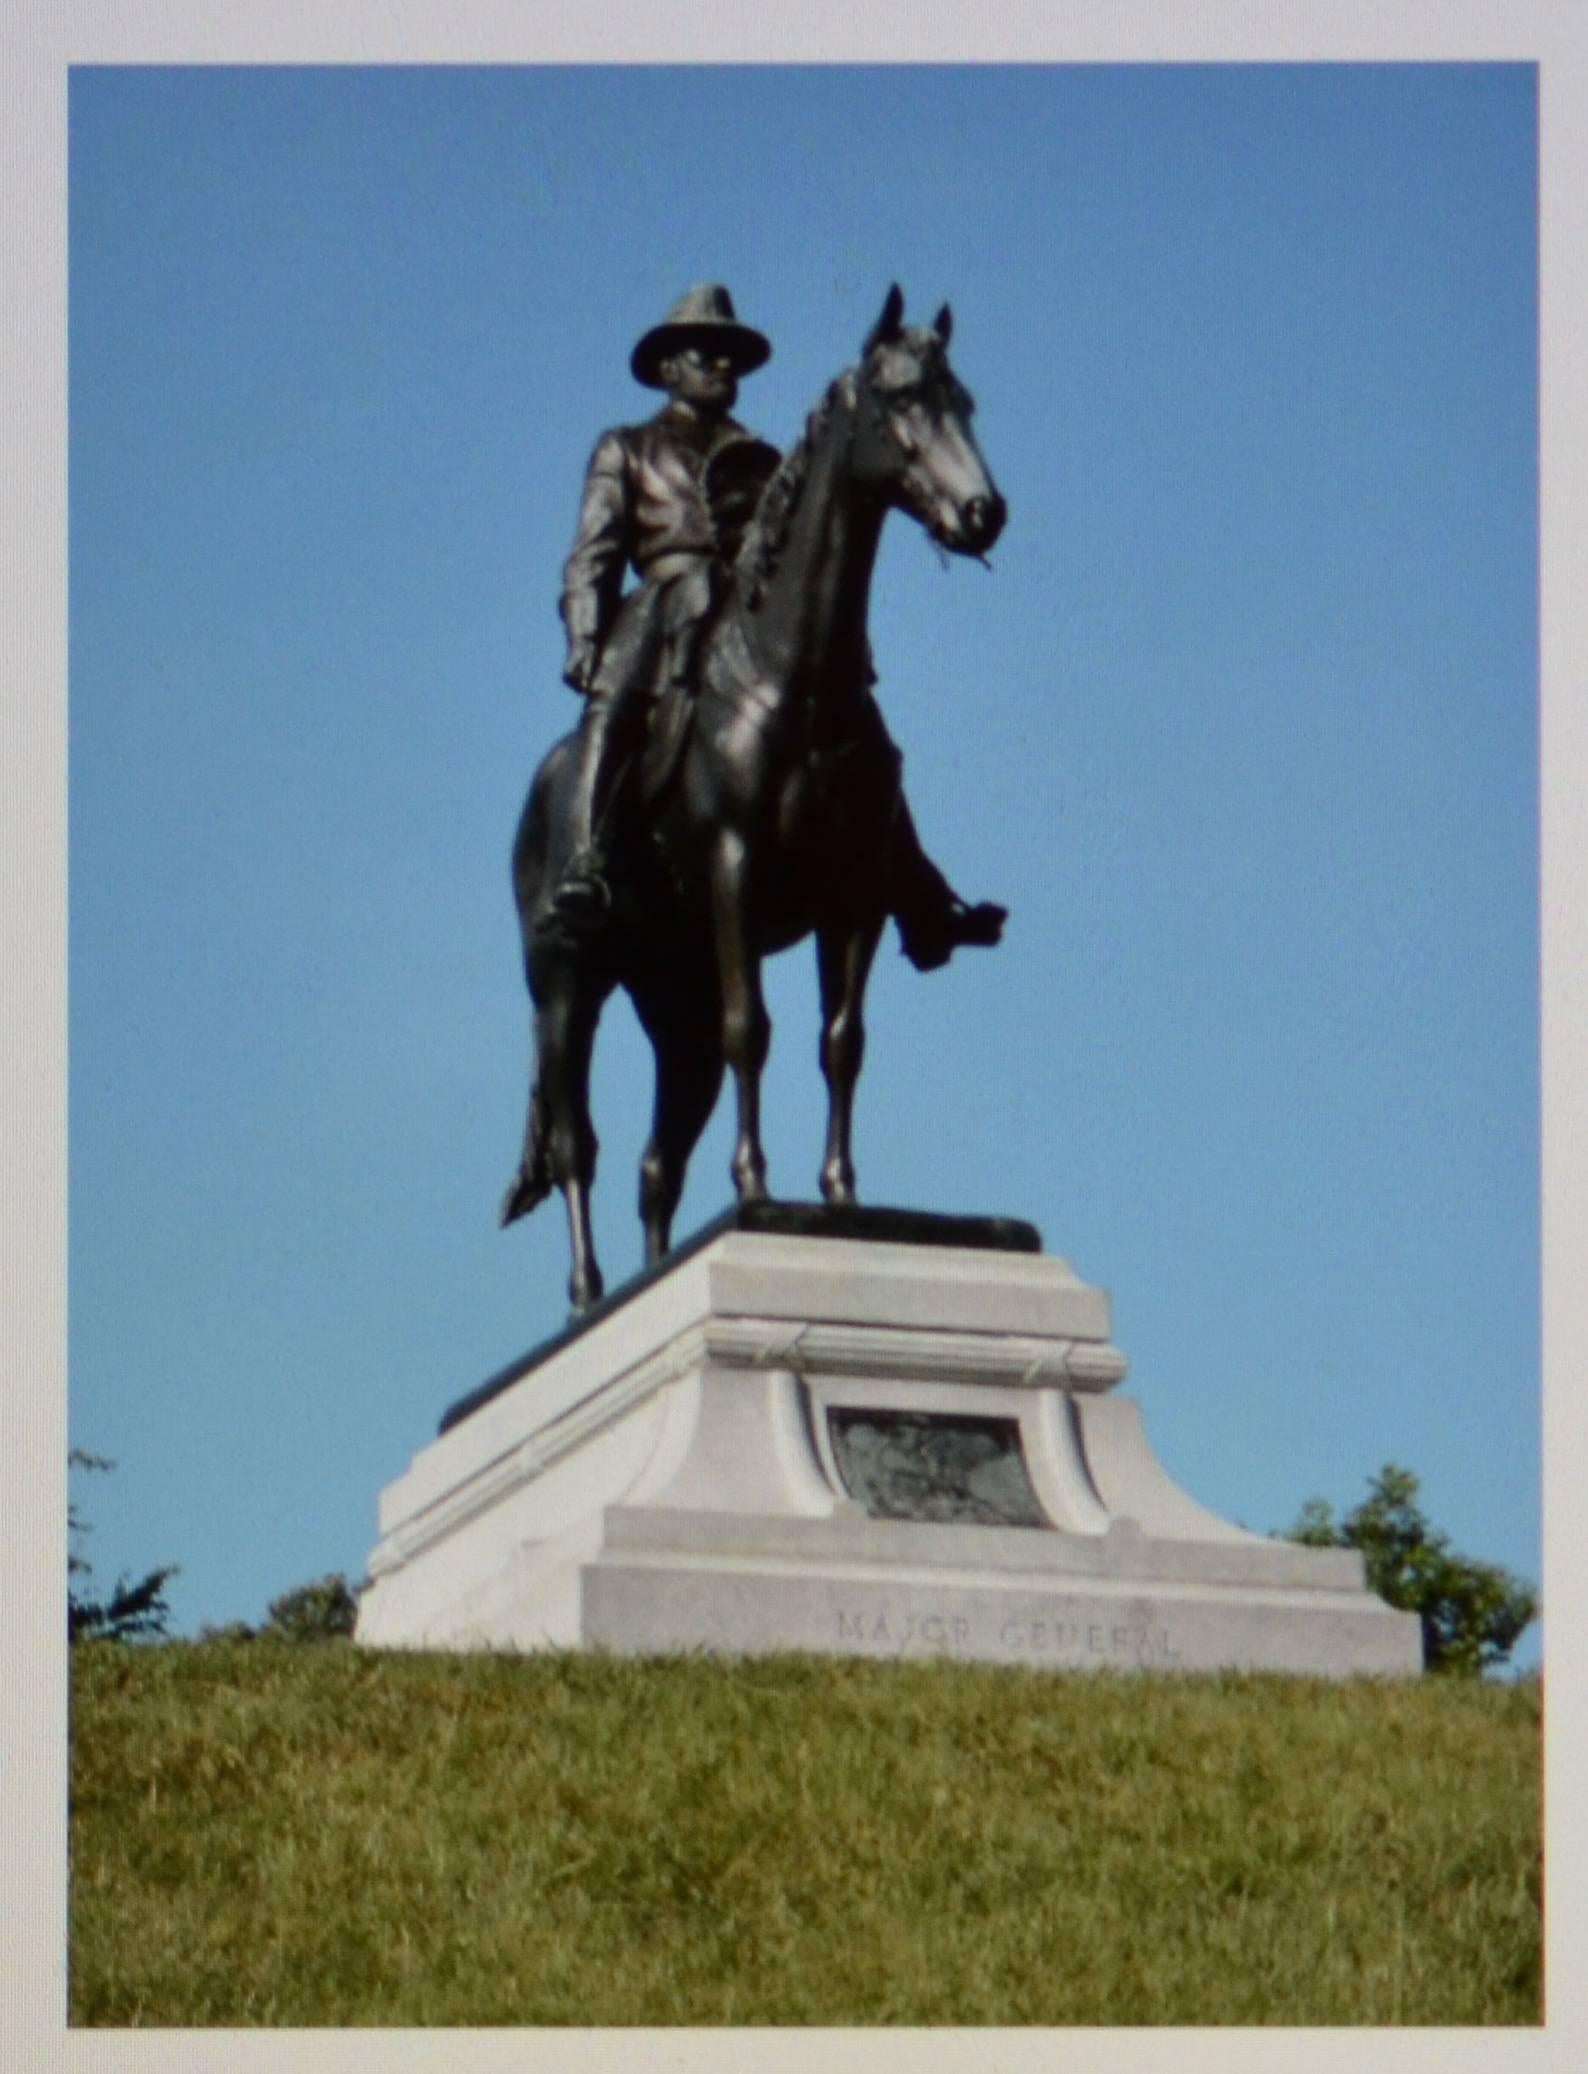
[735,369,857,609]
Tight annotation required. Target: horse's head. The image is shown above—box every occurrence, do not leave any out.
[851,284,1007,559]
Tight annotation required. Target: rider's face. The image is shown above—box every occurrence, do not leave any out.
[661,346,739,416]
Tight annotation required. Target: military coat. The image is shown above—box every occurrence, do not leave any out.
[559,403,780,699]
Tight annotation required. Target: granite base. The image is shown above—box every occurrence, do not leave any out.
[355,1221,1421,1679]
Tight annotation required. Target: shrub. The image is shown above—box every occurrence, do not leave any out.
[200,1573,364,1645]
[1283,1463,1537,1676]
[261,1573,362,1643]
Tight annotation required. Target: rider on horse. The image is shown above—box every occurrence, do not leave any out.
[548,283,1004,971]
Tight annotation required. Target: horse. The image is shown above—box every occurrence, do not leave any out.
[500,286,1008,1310]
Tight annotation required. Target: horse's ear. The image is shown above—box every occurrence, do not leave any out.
[863,283,906,356]
[933,302,953,346]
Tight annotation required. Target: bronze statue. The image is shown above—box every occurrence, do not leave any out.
[502,285,1009,1309]
[549,284,1001,967]
[550,284,782,929]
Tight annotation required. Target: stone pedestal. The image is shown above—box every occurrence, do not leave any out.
[356,1215,1421,1677]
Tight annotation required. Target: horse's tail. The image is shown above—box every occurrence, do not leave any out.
[499,1080,554,1227]
[499,727,574,1230]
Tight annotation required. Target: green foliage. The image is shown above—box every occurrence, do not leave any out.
[68,1450,178,1645]
[199,1572,363,1646]
[71,1644,1540,2026]
[260,1573,361,1643]
[1284,1463,1538,1677]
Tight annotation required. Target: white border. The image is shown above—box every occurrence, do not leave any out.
[5,5,1581,2071]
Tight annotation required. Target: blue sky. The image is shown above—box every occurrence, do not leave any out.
[67,63,1539,1660]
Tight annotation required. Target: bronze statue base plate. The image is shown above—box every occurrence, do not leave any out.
[442,1203,1041,1435]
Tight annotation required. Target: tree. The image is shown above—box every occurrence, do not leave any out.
[198,1572,364,1644]
[1283,1463,1537,1677]
[68,1449,178,1643]
[260,1572,362,1642]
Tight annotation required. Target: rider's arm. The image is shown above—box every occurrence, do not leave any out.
[559,430,630,692]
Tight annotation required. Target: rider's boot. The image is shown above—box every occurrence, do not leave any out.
[547,695,619,931]
[890,804,1007,972]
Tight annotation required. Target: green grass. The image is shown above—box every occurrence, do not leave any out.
[70,1642,1541,2027]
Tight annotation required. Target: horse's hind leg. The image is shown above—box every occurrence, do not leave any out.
[816,914,884,1206]
[630,963,725,1263]
[534,973,606,1311]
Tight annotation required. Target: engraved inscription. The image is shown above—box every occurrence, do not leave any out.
[833,1605,1181,1665]
[997,1617,1180,1665]
[827,1409,1049,1528]
[837,1609,973,1650]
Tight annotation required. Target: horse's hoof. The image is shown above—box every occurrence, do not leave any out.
[568,1272,605,1314]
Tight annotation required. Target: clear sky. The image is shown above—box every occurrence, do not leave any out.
[67,63,1539,1661]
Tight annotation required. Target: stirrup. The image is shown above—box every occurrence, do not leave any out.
[549,853,613,925]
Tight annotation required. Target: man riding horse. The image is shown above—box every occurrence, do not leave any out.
[548,283,1005,971]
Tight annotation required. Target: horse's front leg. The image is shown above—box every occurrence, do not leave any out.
[816,913,884,1205]
[710,828,771,1202]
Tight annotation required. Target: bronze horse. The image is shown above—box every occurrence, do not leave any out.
[501,288,1008,1308]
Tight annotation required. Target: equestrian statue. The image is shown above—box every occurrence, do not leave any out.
[501,283,1009,1310]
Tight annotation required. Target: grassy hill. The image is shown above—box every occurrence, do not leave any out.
[70,1640,1541,2027]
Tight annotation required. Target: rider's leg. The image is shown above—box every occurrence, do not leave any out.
[887,796,1007,970]
[551,606,662,921]
[661,560,719,695]
[552,687,625,919]
[854,695,1007,971]
[552,574,707,925]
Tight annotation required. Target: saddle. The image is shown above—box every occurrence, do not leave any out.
[637,671,697,807]
[634,624,885,824]
[633,439,780,809]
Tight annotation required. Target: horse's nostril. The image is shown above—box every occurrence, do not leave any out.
[965,493,1006,546]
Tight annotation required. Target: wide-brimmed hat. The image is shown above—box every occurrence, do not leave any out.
[630,283,772,388]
